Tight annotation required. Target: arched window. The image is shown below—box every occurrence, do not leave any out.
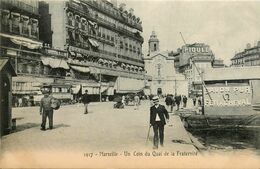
[154,44,157,51]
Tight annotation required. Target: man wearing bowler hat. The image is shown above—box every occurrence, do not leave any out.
[150,96,169,149]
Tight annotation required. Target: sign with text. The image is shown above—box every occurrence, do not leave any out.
[204,85,252,107]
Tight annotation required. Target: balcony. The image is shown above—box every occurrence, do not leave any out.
[1,0,39,14]
[78,0,143,31]
[1,19,39,40]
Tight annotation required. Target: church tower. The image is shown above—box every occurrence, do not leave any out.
[148,31,159,55]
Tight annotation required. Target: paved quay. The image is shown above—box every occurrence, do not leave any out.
[1,100,259,168]
[1,100,197,153]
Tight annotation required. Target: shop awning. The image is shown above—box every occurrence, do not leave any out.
[88,38,99,47]
[41,57,69,70]
[70,65,90,73]
[0,33,42,49]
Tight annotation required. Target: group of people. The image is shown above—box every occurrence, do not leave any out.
[164,94,188,112]
[38,89,193,150]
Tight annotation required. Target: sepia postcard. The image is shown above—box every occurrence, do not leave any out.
[0,0,259,168]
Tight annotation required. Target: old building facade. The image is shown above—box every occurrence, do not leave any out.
[39,0,146,98]
[0,0,147,105]
[174,43,224,96]
[144,31,187,96]
[231,42,260,67]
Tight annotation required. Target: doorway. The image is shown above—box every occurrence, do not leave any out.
[157,88,162,96]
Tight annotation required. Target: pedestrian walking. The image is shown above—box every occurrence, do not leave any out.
[39,90,56,130]
[122,95,126,106]
[198,96,202,107]
[174,95,181,111]
[134,94,140,110]
[150,96,169,149]
[193,96,197,106]
[82,90,91,114]
[165,94,173,113]
[183,95,188,108]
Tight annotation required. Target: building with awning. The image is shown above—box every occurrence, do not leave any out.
[0,33,42,49]
[41,57,69,70]
[115,76,145,93]
[70,65,90,73]
[38,0,146,99]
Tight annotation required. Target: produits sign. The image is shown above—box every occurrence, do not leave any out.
[204,85,252,107]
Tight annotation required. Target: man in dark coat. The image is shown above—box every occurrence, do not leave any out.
[40,90,55,130]
[182,95,188,108]
[165,94,173,112]
[175,95,181,110]
[150,96,169,149]
[82,90,91,114]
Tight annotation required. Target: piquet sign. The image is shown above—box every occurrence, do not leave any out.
[204,85,252,107]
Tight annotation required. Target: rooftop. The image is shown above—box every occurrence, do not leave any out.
[204,66,260,81]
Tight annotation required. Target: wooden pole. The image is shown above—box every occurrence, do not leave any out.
[99,72,102,102]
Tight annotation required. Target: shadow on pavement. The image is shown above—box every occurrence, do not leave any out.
[53,123,70,129]
[12,123,41,133]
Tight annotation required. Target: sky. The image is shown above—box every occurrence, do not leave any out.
[118,0,260,65]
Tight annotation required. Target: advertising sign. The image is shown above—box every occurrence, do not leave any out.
[204,85,252,107]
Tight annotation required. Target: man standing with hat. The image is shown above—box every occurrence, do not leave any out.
[82,89,91,114]
[150,96,169,149]
[40,89,55,130]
